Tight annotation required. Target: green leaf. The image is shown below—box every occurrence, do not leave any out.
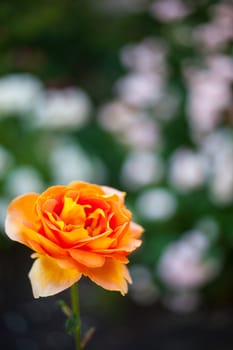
[57,299,72,317]
[65,314,79,335]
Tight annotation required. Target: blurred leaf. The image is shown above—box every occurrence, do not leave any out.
[65,314,79,335]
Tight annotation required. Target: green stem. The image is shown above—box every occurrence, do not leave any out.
[71,283,82,350]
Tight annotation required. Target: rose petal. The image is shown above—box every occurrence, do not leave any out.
[86,236,115,250]
[37,186,66,206]
[69,181,105,196]
[109,201,131,228]
[72,229,112,247]
[40,214,64,244]
[93,238,142,254]
[101,185,126,203]
[18,225,65,257]
[60,197,86,225]
[129,222,144,238]
[69,248,105,267]
[110,254,129,264]
[5,193,39,244]
[83,258,132,295]
[28,255,81,298]
[56,227,89,247]
[117,237,142,252]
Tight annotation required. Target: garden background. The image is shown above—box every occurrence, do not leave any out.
[0,0,233,349]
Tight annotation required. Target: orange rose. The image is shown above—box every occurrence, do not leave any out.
[5,181,143,298]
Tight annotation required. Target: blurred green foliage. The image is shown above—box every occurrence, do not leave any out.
[0,0,233,308]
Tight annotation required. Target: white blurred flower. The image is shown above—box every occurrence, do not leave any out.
[211,168,233,205]
[115,72,164,108]
[136,188,177,221]
[0,74,42,116]
[210,153,233,205]
[213,2,233,26]
[169,148,207,191]
[98,100,144,133]
[194,23,231,52]
[49,139,106,185]
[186,68,232,136]
[120,38,167,74]
[34,87,91,130]
[121,150,164,190]
[5,166,45,198]
[193,3,233,51]
[201,128,233,205]
[157,230,220,290]
[0,197,9,228]
[98,101,161,150]
[129,265,159,305]
[150,0,191,22]
[207,55,233,82]
[119,116,161,150]
[0,146,14,178]
[201,128,233,162]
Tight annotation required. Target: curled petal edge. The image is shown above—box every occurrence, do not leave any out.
[5,193,39,244]
[82,258,132,296]
[28,255,81,298]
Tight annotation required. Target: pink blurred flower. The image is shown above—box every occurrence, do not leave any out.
[150,0,191,22]
[158,230,220,290]
[120,38,167,74]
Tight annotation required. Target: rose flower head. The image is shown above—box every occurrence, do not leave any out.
[5,181,143,298]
